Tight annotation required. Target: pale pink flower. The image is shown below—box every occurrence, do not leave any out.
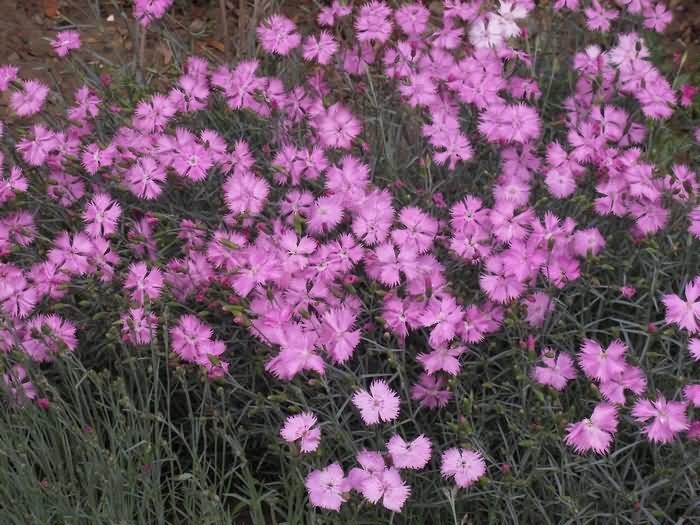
[662,277,700,333]
[578,339,627,382]
[257,15,301,55]
[565,403,618,454]
[305,463,348,511]
[387,434,432,469]
[51,30,81,57]
[690,338,700,361]
[632,396,689,443]
[533,348,576,391]
[124,262,164,304]
[352,379,400,425]
[280,412,321,452]
[683,385,700,408]
[440,448,486,488]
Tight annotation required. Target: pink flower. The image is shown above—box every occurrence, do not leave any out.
[257,15,301,55]
[302,32,338,65]
[599,365,647,405]
[223,173,269,216]
[387,434,432,469]
[133,0,173,26]
[124,262,164,304]
[347,451,409,511]
[51,30,81,57]
[417,344,466,375]
[121,307,158,345]
[565,402,619,454]
[524,292,554,326]
[133,94,176,133]
[419,296,463,347]
[479,103,541,144]
[83,193,122,238]
[680,84,697,107]
[0,64,18,91]
[643,3,672,33]
[125,157,166,200]
[572,228,606,257]
[440,448,486,488]
[533,348,576,391]
[578,339,627,382]
[2,365,37,404]
[47,231,93,275]
[620,285,636,298]
[662,277,700,333]
[320,307,360,364]
[305,463,348,511]
[690,338,700,361]
[584,0,618,32]
[352,379,400,425]
[22,314,77,362]
[355,1,393,43]
[683,385,700,408]
[10,80,49,117]
[280,412,321,452]
[411,373,451,409]
[317,103,362,149]
[368,468,410,511]
[395,3,429,35]
[632,396,689,443]
[169,315,224,366]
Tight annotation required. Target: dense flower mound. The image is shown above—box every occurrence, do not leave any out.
[1,0,699,518]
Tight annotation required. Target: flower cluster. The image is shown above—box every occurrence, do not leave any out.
[0,0,698,517]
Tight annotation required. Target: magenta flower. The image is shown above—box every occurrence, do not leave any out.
[10,80,49,117]
[317,103,362,149]
[532,348,576,391]
[83,193,122,239]
[411,373,451,409]
[121,307,158,345]
[395,3,430,35]
[320,307,360,364]
[280,412,321,453]
[51,30,81,57]
[305,463,349,512]
[169,314,224,367]
[347,451,410,512]
[47,231,93,275]
[0,65,18,91]
[632,396,689,444]
[440,448,486,488]
[223,173,269,216]
[355,1,393,43]
[22,314,78,362]
[133,0,173,26]
[690,338,700,361]
[2,365,37,404]
[417,344,466,376]
[599,365,647,405]
[302,32,338,65]
[257,15,301,55]
[578,338,627,382]
[125,158,166,200]
[387,434,432,470]
[662,277,700,334]
[565,403,618,454]
[124,262,164,304]
[684,385,700,408]
[352,379,400,425]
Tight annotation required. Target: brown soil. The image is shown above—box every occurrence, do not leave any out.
[0,0,698,99]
